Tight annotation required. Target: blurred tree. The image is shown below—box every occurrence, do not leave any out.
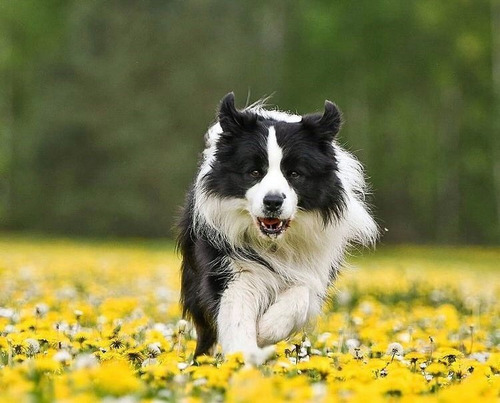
[0,0,498,243]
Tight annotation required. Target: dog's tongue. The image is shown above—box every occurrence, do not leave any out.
[261,218,281,226]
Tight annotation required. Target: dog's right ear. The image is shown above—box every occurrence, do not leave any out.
[218,92,257,134]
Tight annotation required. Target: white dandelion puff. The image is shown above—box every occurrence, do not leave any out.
[26,338,40,355]
[35,303,49,318]
[53,350,72,364]
[176,319,188,333]
[147,342,162,357]
[346,338,360,350]
[74,354,98,369]
[386,342,404,357]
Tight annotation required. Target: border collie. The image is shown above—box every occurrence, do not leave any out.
[178,93,378,364]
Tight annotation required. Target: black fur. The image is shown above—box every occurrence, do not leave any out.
[177,190,233,356]
[178,95,347,357]
[206,100,346,223]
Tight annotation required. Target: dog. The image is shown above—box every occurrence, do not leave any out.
[178,93,378,364]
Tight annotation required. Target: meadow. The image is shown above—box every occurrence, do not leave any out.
[0,235,498,402]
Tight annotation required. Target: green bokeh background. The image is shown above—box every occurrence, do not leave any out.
[1,1,499,244]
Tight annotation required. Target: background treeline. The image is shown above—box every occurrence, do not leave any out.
[0,0,499,244]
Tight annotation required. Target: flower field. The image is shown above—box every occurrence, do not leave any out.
[0,236,498,402]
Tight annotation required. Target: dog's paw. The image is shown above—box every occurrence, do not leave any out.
[257,286,310,347]
[257,313,295,347]
[243,345,275,366]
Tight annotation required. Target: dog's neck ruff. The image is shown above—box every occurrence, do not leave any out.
[193,105,377,285]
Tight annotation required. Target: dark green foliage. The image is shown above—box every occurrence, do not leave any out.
[0,1,498,243]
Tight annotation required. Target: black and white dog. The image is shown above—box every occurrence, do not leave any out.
[178,93,377,364]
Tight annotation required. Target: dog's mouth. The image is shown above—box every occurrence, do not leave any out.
[257,217,290,237]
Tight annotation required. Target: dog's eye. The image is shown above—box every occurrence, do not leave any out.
[250,170,262,178]
[289,171,301,179]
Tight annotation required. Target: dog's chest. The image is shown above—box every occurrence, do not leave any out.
[232,246,333,297]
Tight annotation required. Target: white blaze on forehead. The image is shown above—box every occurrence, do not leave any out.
[245,125,298,220]
[267,126,283,175]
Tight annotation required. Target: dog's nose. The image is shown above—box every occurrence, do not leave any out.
[263,194,285,212]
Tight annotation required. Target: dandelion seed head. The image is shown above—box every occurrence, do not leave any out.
[74,353,98,369]
[386,342,404,357]
[177,362,189,371]
[25,338,40,355]
[318,331,331,342]
[176,319,188,333]
[35,303,49,317]
[0,307,15,319]
[141,358,158,368]
[53,350,72,363]
[345,338,360,350]
[147,342,161,357]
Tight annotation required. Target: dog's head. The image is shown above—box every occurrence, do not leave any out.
[203,93,346,239]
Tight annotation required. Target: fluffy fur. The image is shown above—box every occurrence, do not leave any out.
[178,93,378,364]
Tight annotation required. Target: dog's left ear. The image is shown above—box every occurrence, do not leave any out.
[302,100,342,141]
[218,92,258,134]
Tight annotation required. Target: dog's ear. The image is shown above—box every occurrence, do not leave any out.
[302,100,342,141]
[218,92,258,134]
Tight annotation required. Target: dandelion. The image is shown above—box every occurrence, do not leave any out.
[25,338,40,356]
[345,338,360,350]
[141,358,158,368]
[0,307,15,319]
[177,362,189,371]
[74,353,98,369]
[437,348,464,364]
[405,351,425,368]
[351,347,362,360]
[109,337,126,350]
[35,303,49,318]
[53,350,72,364]
[425,362,448,376]
[317,332,332,345]
[428,336,435,360]
[147,342,161,357]
[468,352,488,363]
[468,324,475,354]
[386,342,404,362]
[125,347,145,365]
[176,319,188,333]
[0,238,497,400]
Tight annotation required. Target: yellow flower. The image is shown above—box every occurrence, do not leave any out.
[0,238,498,401]
[191,364,230,389]
[33,356,62,373]
[93,361,142,396]
[425,362,448,376]
[297,356,332,378]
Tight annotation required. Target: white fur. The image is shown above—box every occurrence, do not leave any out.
[195,104,378,362]
[246,126,298,221]
[257,285,310,347]
[217,267,276,364]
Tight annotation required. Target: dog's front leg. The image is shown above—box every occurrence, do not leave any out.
[257,285,310,347]
[217,273,275,365]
